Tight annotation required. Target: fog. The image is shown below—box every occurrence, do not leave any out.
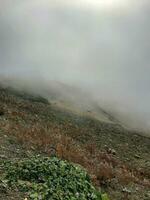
[0,0,150,132]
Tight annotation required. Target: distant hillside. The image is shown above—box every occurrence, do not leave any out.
[0,81,120,125]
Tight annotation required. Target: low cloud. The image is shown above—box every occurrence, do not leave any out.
[0,0,150,132]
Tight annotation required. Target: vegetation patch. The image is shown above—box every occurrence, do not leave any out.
[0,156,107,200]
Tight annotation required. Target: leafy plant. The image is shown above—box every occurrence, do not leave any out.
[2,156,103,200]
[101,193,110,200]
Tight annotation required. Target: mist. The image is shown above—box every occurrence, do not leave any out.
[0,0,150,132]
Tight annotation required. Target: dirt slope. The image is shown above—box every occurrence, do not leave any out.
[0,86,150,200]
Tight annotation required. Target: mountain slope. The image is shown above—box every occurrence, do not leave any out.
[0,86,150,200]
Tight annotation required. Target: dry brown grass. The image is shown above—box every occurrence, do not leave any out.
[1,119,149,190]
[0,90,149,192]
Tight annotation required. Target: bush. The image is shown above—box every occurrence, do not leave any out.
[2,156,103,200]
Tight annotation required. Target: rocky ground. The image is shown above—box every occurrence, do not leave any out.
[0,86,150,200]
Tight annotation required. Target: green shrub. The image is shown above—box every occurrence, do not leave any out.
[101,193,110,200]
[2,156,103,200]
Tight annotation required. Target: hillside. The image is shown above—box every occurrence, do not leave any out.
[0,86,150,200]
